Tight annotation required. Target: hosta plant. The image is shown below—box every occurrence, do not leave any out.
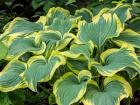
[0,3,140,105]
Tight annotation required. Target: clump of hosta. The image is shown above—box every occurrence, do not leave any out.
[0,4,140,105]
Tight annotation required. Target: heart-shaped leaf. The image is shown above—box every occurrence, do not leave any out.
[53,70,92,105]
[78,13,123,48]
[46,7,77,35]
[23,52,66,91]
[82,75,132,105]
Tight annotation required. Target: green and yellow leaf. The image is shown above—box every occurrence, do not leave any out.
[0,60,27,92]
[23,52,66,91]
[93,48,140,76]
[78,13,123,48]
[0,17,43,41]
[113,29,140,48]
[82,75,132,105]
[53,70,92,105]
[7,38,46,59]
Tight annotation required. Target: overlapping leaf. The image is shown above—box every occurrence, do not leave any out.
[113,29,140,48]
[39,30,62,42]
[67,59,88,74]
[93,48,140,76]
[75,8,93,22]
[82,75,132,105]
[95,4,131,23]
[61,42,94,60]
[46,7,77,35]
[7,38,46,59]
[43,33,74,58]
[111,4,131,23]
[0,60,26,92]
[0,17,43,41]
[46,7,70,25]
[53,70,92,105]
[47,18,75,35]
[78,13,123,48]
[23,52,66,91]
[127,17,140,33]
